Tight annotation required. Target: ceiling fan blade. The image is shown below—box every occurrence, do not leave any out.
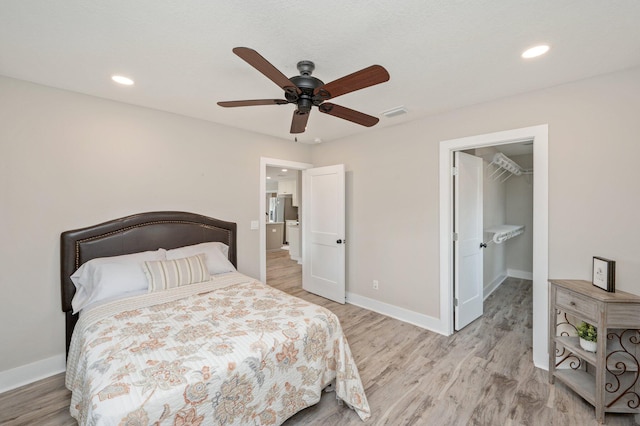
[232,47,301,96]
[313,65,390,100]
[217,99,289,107]
[290,110,310,134]
[318,102,379,127]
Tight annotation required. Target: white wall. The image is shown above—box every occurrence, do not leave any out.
[0,76,312,381]
[505,154,534,276]
[311,66,640,322]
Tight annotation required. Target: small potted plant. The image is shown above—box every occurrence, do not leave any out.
[577,321,597,352]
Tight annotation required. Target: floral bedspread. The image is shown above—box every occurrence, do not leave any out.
[66,272,370,425]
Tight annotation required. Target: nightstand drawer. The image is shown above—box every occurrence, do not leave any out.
[555,288,598,321]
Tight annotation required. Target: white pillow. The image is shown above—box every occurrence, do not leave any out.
[166,242,235,275]
[143,253,210,292]
[70,249,166,313]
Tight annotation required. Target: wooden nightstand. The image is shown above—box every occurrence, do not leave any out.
[548,279,640,424]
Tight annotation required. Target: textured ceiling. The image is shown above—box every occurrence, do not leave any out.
[1,1,639,143]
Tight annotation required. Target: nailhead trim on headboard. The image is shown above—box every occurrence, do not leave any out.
[74,220,233,268]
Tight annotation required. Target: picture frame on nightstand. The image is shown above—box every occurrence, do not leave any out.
[592,256,615,292]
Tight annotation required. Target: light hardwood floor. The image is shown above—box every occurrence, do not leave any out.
[1,250,638,425]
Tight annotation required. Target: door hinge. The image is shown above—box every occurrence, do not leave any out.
[454,298,459,307]
[452,232,458,241]
[452,166,458,176]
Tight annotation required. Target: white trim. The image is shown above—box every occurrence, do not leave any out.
[439,124,549,370]
[484,273,507,300]
[346,292,447,335]
[507,268,533,281]
[0,354,66,394]
[259,157,313,284]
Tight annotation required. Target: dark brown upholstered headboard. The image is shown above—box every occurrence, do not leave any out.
[60,211,237,355]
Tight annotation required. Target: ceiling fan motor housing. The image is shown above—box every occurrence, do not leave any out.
[288,62,325,113]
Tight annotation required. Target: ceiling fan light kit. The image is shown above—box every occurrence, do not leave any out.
[217,47,390,134]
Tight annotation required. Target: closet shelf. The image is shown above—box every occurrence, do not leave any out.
[488,153,530,182]
[484,225,524,244]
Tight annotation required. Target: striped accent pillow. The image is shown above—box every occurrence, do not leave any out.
[143,253,209,292]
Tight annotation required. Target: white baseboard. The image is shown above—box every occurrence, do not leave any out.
[484,273,507,300]
[484,270,534,300]
[507,269,533,280]
[346,292,447,336]
[0,354,66,394]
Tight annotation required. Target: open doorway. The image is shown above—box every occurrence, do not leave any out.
[259,158,312,284]
[439,125,549,369]
[265,166,302,288]
[260,158,347,304]
[265,166,300,252]
[454,143,534,331]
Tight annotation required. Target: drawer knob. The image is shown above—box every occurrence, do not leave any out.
[569,301,576,306]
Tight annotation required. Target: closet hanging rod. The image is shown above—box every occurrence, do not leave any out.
[482,225,525,246]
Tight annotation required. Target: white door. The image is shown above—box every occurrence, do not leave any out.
[454,151,484,330]
[302,164,346,303]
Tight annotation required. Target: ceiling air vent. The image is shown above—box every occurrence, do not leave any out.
[381,106,408,118]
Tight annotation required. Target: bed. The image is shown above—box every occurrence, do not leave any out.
[61,211,370,425]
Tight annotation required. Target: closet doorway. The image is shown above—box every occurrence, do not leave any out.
[439,125,549,369]
[455,144,534,330]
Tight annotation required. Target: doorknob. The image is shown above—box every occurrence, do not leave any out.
[336,239,342,244]
[480,243,487,249]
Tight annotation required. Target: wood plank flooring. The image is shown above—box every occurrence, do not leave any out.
[1,249,638,425]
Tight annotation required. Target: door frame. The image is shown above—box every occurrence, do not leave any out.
[438,124,549,369]
[259,157,313,283]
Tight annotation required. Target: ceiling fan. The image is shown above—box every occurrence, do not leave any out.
[217,47,390,134]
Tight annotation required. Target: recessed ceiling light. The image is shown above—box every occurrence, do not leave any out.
[281,169,288,172]
[521,45,550,59]
[266,176,271,179]
[111,75,134,86]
